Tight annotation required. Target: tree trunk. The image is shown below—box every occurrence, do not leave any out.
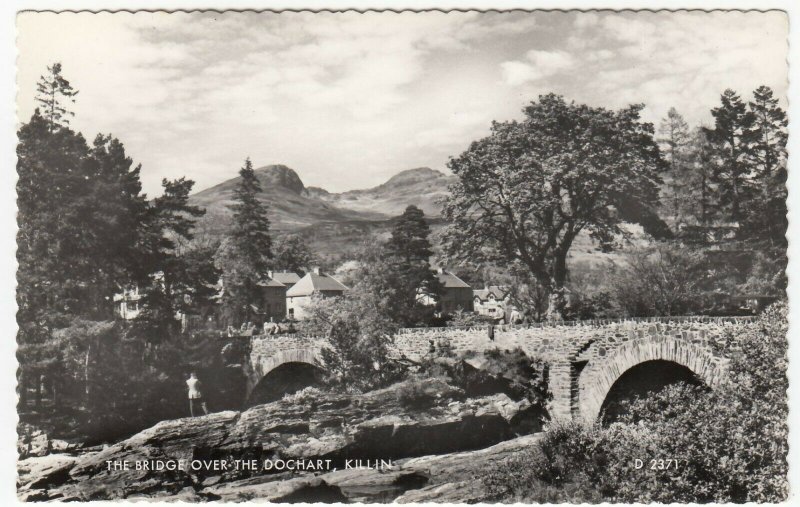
[85,345,91,404]
[52,377,59,409]
[35,374,43,409]
[18,370,27,409]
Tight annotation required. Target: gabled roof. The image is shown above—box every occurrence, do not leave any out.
[271,271,302,285]
[474,286,508,302]
[436,269,471,289]
[257,278,286,288]
[286,272,348,297]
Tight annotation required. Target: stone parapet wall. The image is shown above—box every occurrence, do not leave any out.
[245,316,754,421]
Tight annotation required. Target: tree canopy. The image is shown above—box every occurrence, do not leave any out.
[441,94,670,297]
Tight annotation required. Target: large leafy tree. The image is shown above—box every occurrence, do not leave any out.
[441,94,669,305]
[385,205,443,326]
[216,158,273,324]
[273,234,315,274]
[305,244,401,391]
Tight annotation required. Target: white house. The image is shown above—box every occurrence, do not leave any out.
[113,286,144,320]
[473,285,509,320]
[285,268,348,320]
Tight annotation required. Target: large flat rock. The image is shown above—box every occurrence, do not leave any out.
[20,379,536,501]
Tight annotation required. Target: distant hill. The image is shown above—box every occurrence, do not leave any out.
[187,163,651,273]
[305,167,455,217]
[189,165,453,241]
[189,164,385,236]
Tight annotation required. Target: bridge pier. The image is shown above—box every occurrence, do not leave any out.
[547,361,573,421]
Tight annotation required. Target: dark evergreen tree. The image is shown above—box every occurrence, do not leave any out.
[385,205,443,326]
[705,89,757,222]
[35,62,78,130]
[658,108,692,227]
[740,86,788,248]
[17,64,216,437]
[216,158,273,324]
[747,86,788,179]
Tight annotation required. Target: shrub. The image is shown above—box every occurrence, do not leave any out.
[281,386,325,404]
[480,302,788,503]
[612,242,706,316]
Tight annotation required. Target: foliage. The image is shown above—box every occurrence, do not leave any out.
[281,386,325,404]
[505,265,551,322]
[384,205,443,326]
[446,308,488,327]
[35,62,78,129]
[17,64,224,442]
[611,242,706,316]
[216,158,273,325]
[441,94,670,305]
[657,108,694,227]
[304,248,404,391]
[559,290,618,321]
[273,234,315,274]
[481,302,788,503]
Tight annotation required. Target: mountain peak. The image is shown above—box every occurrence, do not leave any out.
[383,167,448,187]
[254,164,305,195]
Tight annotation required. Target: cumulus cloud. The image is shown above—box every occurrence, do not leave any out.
[502,50,576,85]
[16,11,788,195]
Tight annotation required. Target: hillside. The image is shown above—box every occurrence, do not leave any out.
[189,165,385,235]
[306,167,455,217]
[189,165,453,240]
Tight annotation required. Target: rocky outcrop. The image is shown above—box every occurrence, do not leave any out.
[17,423,79,459]
[19,379,536,501]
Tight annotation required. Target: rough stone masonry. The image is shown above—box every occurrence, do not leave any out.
[241,316,754,422]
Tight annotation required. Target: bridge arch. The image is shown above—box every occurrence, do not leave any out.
[245,348,324,407]
[577,337,727,422]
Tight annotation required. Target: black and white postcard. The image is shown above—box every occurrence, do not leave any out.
[10,3,797,503]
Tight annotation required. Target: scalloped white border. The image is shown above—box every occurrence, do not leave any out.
[3,1,797,506]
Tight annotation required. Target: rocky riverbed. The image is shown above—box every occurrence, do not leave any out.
[18,378,543,502]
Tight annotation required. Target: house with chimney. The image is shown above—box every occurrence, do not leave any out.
[286,268,348,320]
[473,285,510,320]
[420,268,473,315]
[259,270,303,322]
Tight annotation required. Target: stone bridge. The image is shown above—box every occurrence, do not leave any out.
[235,316,754,421]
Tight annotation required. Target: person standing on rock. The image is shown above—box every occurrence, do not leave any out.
[186,372,208,417]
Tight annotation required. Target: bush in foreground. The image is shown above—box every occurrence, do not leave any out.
[481,302,788,503]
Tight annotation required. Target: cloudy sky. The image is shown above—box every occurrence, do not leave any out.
[17,10,788,196]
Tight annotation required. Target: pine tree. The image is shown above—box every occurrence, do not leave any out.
[136,177,209,333]
[385,205,443,326]
[747,86,787,178]
[35,62,78,130]
[658,108,692,227]
[705,89,757,222]
[216,158,273,324]
[687,127,717,229]
[740,86,788,248]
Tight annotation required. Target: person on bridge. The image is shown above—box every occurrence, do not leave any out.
[186,372,209,417]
